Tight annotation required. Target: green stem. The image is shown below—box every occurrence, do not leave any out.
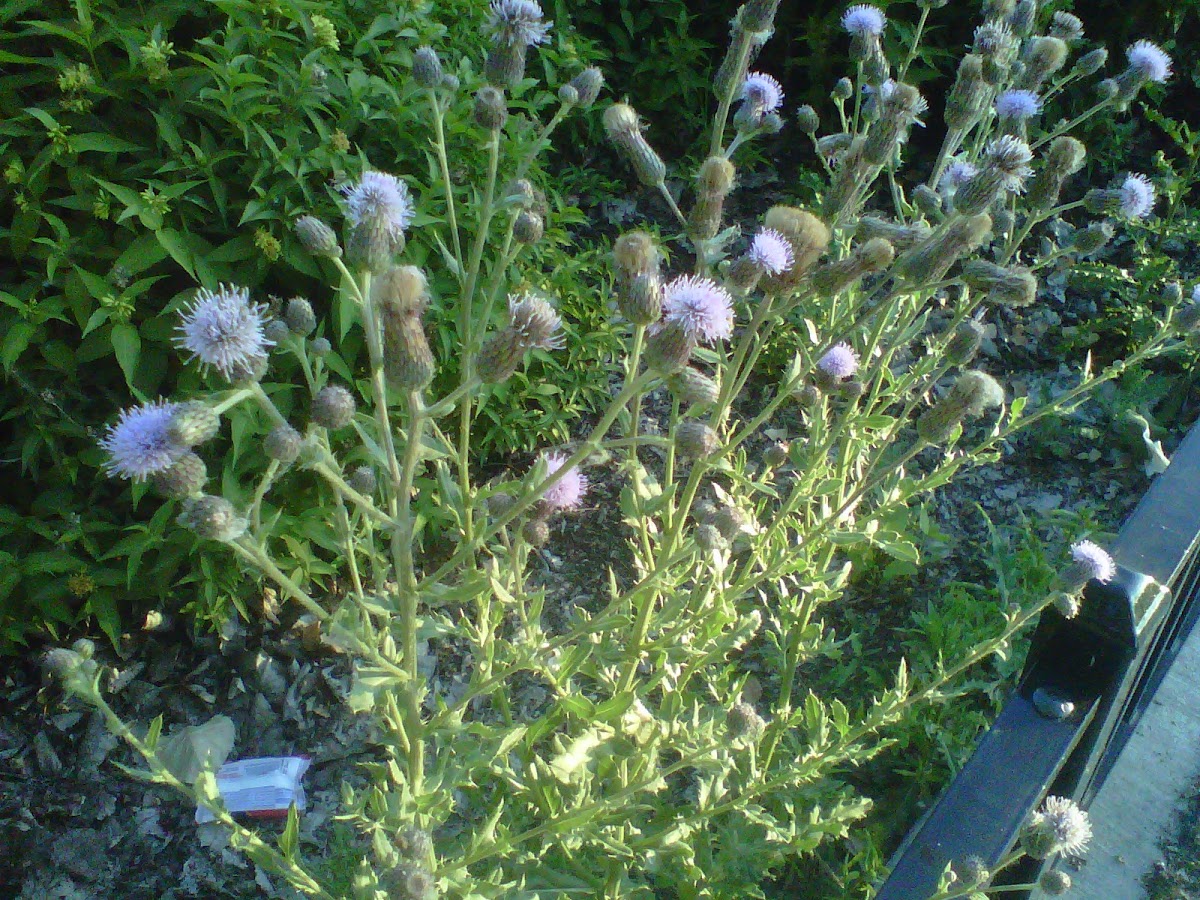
[427,87,463,271]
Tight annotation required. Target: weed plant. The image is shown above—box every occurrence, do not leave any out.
[43,0,1200,897]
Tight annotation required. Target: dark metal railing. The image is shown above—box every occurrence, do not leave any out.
[876,419,1200,900]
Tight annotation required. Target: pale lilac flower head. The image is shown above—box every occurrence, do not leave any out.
[817,342,859,379]
[176,284,273,380]
[741,72,784,113]
[662,276,734,344]
[1071,540,1116,583]
[1118,173,1155,219]
[507,293,564,350]
[747,228,795,275]
[995,89,1042,120]
[1032,796,1093,856]
[540,451,587,510]
[842,4,885,36]
[1192,283,1200,304]
[487,0,552,47]
[100,399,185,481]
[984,134,1034,192]
[1126,39,1172,83]
[341,171,414,243]
[938,159,978,195]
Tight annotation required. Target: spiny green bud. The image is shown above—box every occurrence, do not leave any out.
[1040,870,1072,895]
[694,522,727,552]
[857,216,931,250]
[312,385,356,429]
[762,440,789,468]
[178,495,247,543]
[473,85,508,130]
[485,42,527,87]
[477,330,524,383]
[570,67,604,107]
[1020,36,1069,88]
[1163,281,1183,305]
[264,319,290,345]
[1046,137,1087,178]
[668,367,720,407]
[613,231,663,324]
[1074,47,1108,76]
[376,266,435,391]
[832,77,854,102]
[294,215,341,258]
[284,296,317,335]
[690,156,736,239]
[169,401,221,447]
[513,210,544,244]
[310,337,332,356]
[759,112,784,134]
[817,132,853,160]
[264,424,303,463]
[944,319,986,367]
[613,230,660,275]
[522,517,550,547]
[1096,78,1120,101]
[796,104,819,134]
[863,82,923,167]
[912,185,943,220]
[916,370,1004,443]
[394,826,434,865]
[725,701,766,741]
[558,83,579,105]
[811,238,894,295]
[713,503,752,541]
[412,46,442,88]
[958,856,990,886]
[961,260,1037,307]
[645,321,695,373]
[440,73,459,94]
[895,214,992,284]
[151,451,207,499]
[348,465,377,495]
[675,421,719,459]
[605,104,666,187]
[946,54,988,130]
[1069,221,1114,256]
[380,862,437,900]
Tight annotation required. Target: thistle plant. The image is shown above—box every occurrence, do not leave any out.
[48,0,1199,896]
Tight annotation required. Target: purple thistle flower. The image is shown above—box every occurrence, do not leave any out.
[1118,173,1155,219]
[741,72,784,113]
[842,4,886,36]
[817,342,859,379]
[938,159,978,195]
[176,284,273,380]
[1035,796,1093,856]
[540,451,587,510]
[995,89,1042,120]
[1070,540,1116,583]
[747,228,795,275]
[662,275,734,344]
[100,399,186,481]
[508,294,564,350]
[1126,39,1172,83]
[984,135,1034,192]
[341,171,414,243]
[487,0,552,47]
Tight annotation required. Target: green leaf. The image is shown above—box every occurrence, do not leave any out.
[1,321,36,371]
[278,803,300,861]
[111,322,141,388]
[70,133,144,154]
[155,228,198,281]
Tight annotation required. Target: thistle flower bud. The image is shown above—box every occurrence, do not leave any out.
[741,0,781,32]
[284,297,317,335]
[604,104,666,187]
[264,319,290,345]
[569,67,604,107]
[312,385,356,430]
[761,206,831,288]
[758,112,784,134]
[1027,137,1087,210]
[477,330,523,383]
[944,318,986,367]
[394,826,434,865]
[961,261,1037,308]
[412,46,443,88]
[974,20,1018,84]
[1050,12,1084,42]
[667,367,721,407]
[513,210,544,244]
[762,440,790,468]
[178,495,248,543]
[832,77,854,102]
[169,401,221,447]
[522,517,550,547]
[945,55,988,131]
[1069,221,1114,256]
[912,185,943,220]
[613,231,663,324]
[1010,0,1036,36]
[915,370,1004,444]
[1040,870,1072,895]
[294,215,341,258]
[795,104,819,134]
[811,238,894,295]
[265,424,303,463]
[1018,36,1069,90]
[474,86,508,130]
[895,214,992,284]
[684,156,735,240]
[381,862,436,900]
[151,451,207,499]
[1096,78,1120,102]
[1074,47,1108,76]
[343,172,413,274]
[485,42,527,87]
[713,503,752,541]
[311,337,332,356]
[725,701,766,741]
[676,421,719,459]
[863,82,924,166]
[557,83,579,106]
[613,230,659,275]
[1164,281,1183,305]
[983,0,1016,16]
[857,216,931,250]
[440,73,460,94]
[348,465,377,496]
[375,266,435,391]
[645,321,696,373]
[694,522,726,552]
[957,856,990,887]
